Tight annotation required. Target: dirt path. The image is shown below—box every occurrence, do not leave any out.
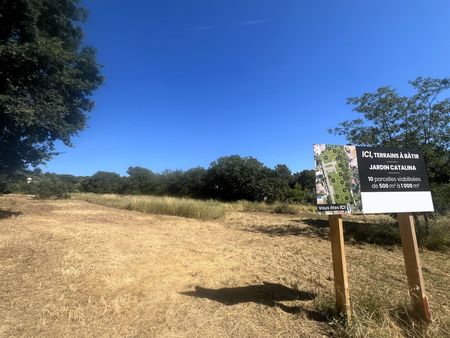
[0,195,449,337]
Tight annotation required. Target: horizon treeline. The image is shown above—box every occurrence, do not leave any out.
[4,155,316,204]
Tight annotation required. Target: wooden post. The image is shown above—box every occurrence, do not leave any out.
[398,213,432,322]
[329,214,351,320]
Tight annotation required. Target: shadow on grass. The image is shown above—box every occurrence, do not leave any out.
[244,223,328,238]
[0,209,22,219]
[243,217,401,247]
[180,282,326,321]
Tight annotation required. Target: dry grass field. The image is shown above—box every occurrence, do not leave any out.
[0,195,449,337]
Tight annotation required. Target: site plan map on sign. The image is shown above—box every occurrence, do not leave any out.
[314,144,362,214]
[314,144,434,214]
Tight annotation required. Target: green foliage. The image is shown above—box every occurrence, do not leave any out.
[2,155,317,205]
[0,173,13,193]
[293,169,315,191]
[205,155,268,201]
[182,167,208,198]
[288,183,312,204]
[431,183,450,215]
[289,170,316,203]
[121,166,209,198]
[423,222,450,251]
[0,0,103,175]
[6,171,82,198]
[81,171,123,194]
[274,164,293,183]
[32,175,70,199]
[124,166,157,194]
[330,77,450,212]
[204,155,300,202]
[159,169,188,197]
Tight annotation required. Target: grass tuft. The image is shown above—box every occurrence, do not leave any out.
[239,200,273,213]
[273,203,298,215]
[313,283,450,338]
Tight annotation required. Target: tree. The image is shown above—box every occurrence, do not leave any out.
[0,0,103,177]
[330,77,449,182]
[81,171,123,194]
[293,169,315,191]
[330,77,450,213]
[159,169,187,197]
[291,169,315,203]
[30,173,71,199]
[183,167,208,198]
[205,155,268,201]
[125,166,157,195]
[263,164,293,202]
[274,164,292,183]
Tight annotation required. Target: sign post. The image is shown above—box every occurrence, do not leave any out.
[398,213,432,322]
[329,214,351,321]
[313,144,434,322]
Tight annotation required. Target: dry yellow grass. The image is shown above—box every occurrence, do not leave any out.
[0,195,449,337]
[74,193,225,220]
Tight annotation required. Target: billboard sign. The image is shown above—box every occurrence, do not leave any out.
[313,144,434,214]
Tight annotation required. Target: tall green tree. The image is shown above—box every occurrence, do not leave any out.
[293,169,315,191]
[205,155,268,201]
[330,77,450,213]
[330,77,449,183]
[81,171,123,194]
[125,166,156,194]
[0,0,103,176]
[182,167,207,198]
[290,169,315,203]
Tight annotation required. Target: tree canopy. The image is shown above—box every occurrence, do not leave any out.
[5,155,316,204]
[0,0,103,175]
[330,77,450,213]
[330,77,450,184]
[205,155,270,201]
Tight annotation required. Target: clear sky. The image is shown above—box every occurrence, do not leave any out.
[43,0,450,176]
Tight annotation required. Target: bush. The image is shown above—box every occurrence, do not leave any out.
[431,183,450,215]
[32,176,70,199]
[81,171,124,194]
[273,203,297,215]
[421,218,450,251]
[0,175,8,194]
[288,184,315,204]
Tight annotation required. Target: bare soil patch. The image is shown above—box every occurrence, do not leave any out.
[0,195,448,337]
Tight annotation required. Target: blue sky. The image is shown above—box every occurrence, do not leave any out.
[44,0,450,176]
